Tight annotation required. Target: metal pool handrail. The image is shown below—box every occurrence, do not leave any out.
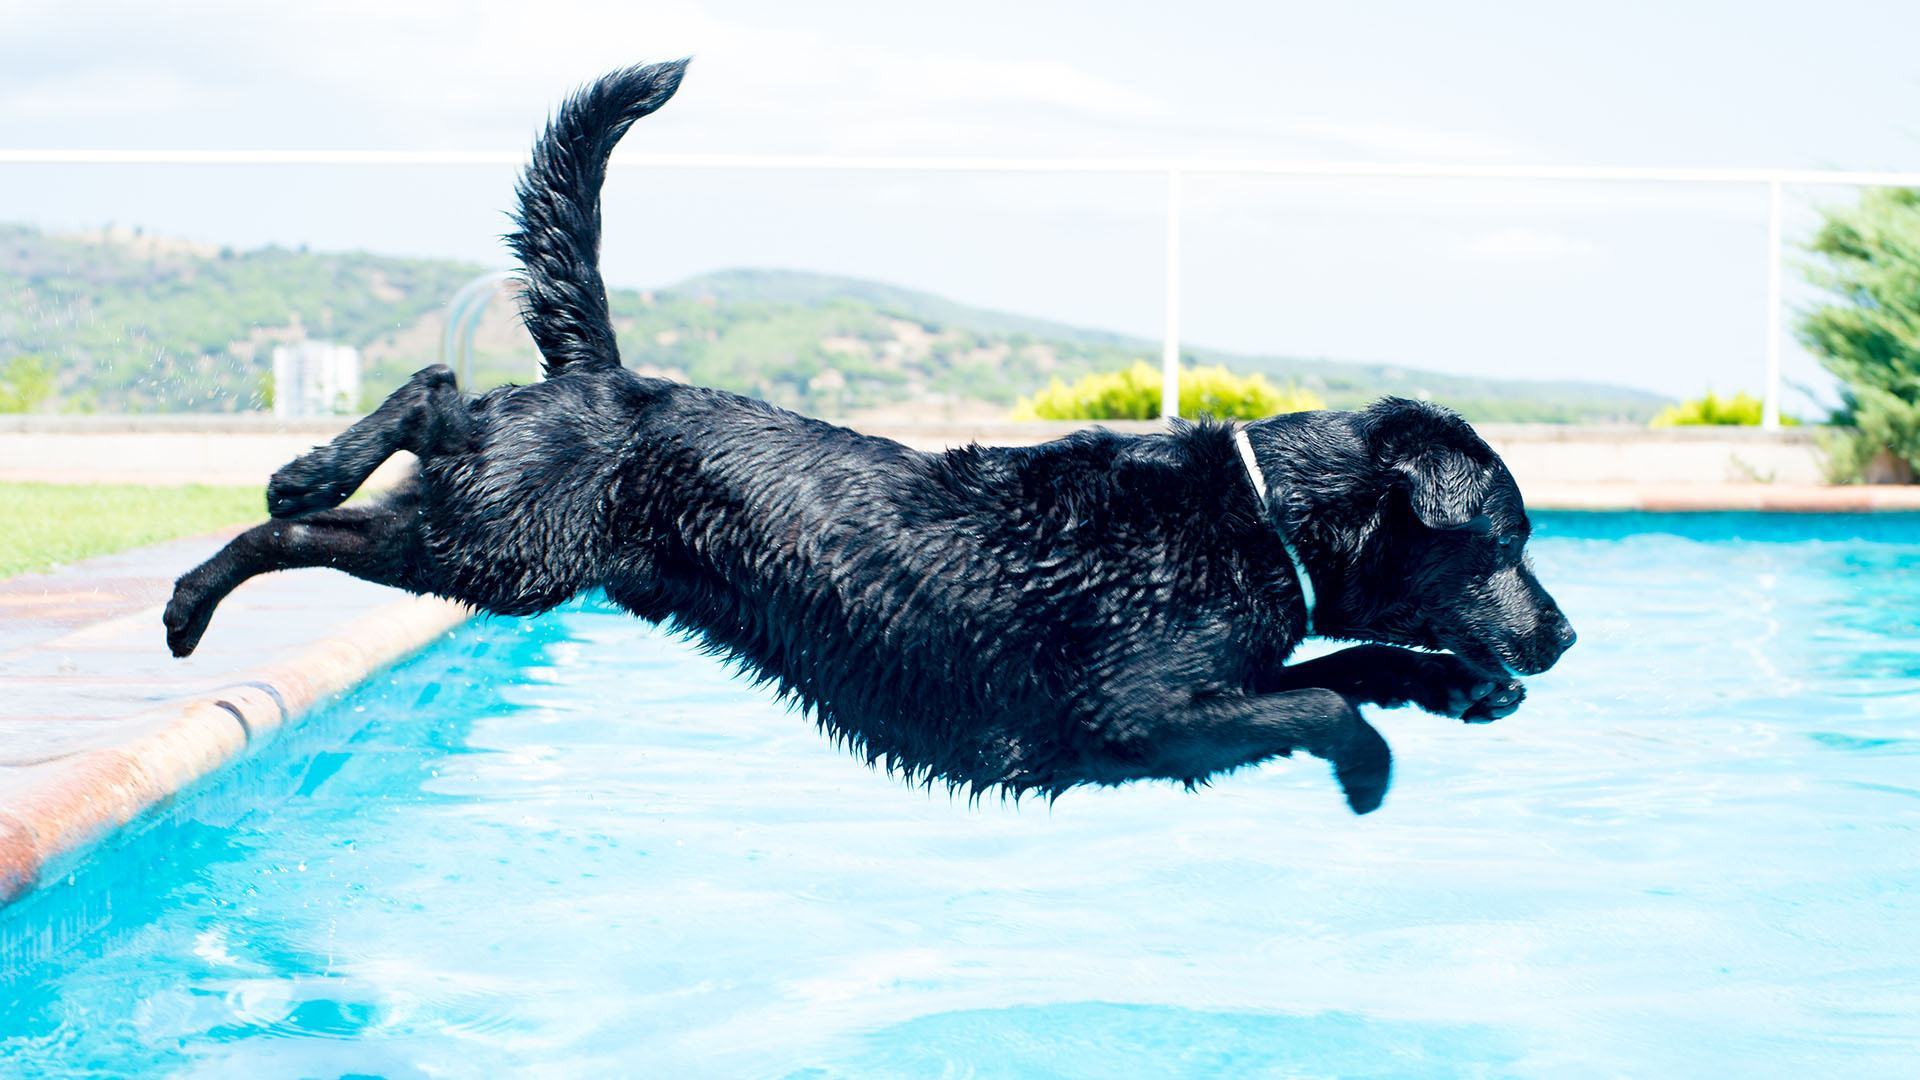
[440,270,523,389]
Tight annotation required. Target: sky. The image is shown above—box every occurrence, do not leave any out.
[6,0,1920,408]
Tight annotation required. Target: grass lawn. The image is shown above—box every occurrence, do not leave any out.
[0,482,263,579]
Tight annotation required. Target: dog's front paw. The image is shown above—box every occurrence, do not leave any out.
[1458,679,1524,724]
[1411,655,1525,724]
[266,453,347,518]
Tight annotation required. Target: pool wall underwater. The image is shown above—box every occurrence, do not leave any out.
[2,511,1918,1076]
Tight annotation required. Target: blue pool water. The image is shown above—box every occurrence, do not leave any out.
[3,512,1918,1076]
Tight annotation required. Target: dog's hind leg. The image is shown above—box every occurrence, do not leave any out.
[164,496,432,657]
[267,365,474,518]
[1097,688,1393,814]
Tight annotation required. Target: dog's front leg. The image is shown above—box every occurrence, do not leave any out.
[1258,644,1524,724]
[1095,688,1392,814]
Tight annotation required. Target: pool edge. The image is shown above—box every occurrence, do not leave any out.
[1523,483,1920,512]
[0,593,471,906]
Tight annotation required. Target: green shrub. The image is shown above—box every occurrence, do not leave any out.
[0,354,56,414]
[1800,188,1920,483]
[1649,390,1795,428]
[1013,360,1324,421]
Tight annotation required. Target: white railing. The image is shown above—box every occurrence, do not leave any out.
[10,149,1920,428]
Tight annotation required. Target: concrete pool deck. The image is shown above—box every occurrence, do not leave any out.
[0,532,469,904]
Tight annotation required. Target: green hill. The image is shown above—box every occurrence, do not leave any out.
[0,224,1668,422]
[655,268,1670,423]
[663,268,1140,347]
[0,224,481,412]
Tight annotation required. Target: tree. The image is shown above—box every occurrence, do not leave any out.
[1800,188,1920,483]
[0,354,56,413]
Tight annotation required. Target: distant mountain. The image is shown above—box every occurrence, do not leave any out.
[0,224,1669,422]
[663,268,1140,347]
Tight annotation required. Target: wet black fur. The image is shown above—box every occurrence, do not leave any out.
[166,60,1575,814]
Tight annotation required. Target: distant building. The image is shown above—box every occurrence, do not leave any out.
[271,342,360,417]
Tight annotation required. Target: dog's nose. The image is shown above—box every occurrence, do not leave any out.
[1528,611,1576,672]
[1538,616,1577,670]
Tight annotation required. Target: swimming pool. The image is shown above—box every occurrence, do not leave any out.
[2,512,1917,1076]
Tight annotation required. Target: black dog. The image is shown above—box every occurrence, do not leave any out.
[166,60,1575,814]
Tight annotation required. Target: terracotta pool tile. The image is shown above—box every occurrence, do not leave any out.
[1526,483,1920,513]
[108,702,250,797]
[0,812,39,903]
[0,752,164,879]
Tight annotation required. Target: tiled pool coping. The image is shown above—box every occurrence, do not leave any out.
[3,485,1919,908]
[0,531,468,905]
[1527,483,1920,511]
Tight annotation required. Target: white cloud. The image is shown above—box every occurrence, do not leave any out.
[1276,118,1525,162]
[1460,226,1600,260]
[0,66,208,119]
[889,55,1169,120]
[0,1,1168,147]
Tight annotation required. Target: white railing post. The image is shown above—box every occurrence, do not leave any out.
[1762,179,1785,431]
[1161,168,1183,421]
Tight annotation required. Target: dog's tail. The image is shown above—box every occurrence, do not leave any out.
[508,60,688,378]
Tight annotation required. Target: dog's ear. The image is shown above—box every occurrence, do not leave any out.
[1392,449,1492,530]
[1363,398,1496,530]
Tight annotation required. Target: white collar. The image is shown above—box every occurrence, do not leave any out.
[1233,427,1316,635]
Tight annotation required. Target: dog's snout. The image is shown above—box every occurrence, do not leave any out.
[1531,609,1576,670]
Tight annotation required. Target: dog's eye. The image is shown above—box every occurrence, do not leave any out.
[1495,534,1517,548]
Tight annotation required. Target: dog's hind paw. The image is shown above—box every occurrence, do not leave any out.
[162,580,213,657]
[1332,722,1392,815]
[267,453,349,518]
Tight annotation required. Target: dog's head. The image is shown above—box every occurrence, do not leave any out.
[1263,399,1576,676]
